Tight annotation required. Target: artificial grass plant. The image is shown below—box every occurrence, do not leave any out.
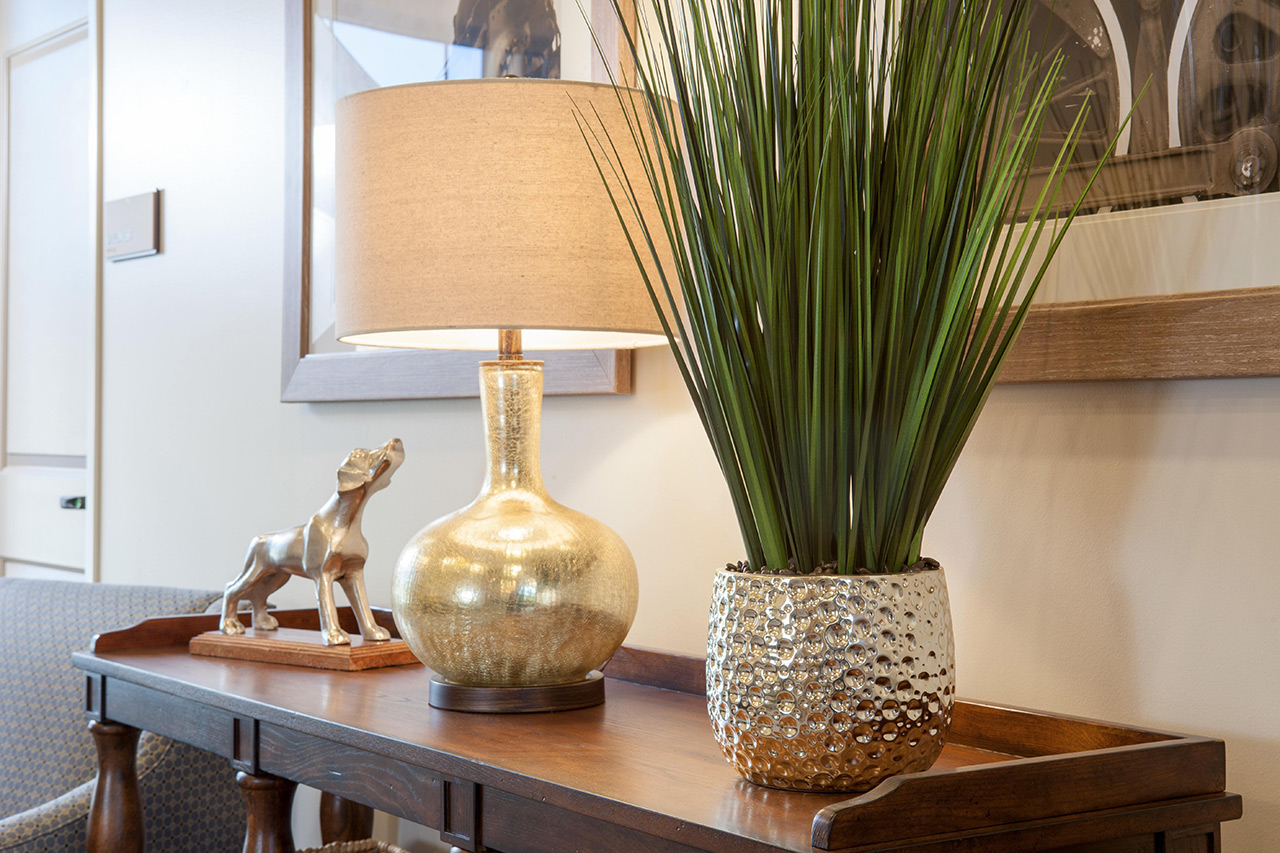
[584,0,1122,575]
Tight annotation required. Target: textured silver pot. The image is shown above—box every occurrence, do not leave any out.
[707,567,955,791]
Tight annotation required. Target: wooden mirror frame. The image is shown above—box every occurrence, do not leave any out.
[999,286,1280,383]
[281,0,637,402]
[286,0,1280,392]
[995,0,1280,385]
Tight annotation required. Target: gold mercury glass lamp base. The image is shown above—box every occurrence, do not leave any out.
[392,331,639,713]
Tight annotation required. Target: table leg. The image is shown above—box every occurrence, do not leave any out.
[87,720,144,853]
[320,791,374,843]
[237,771,298,853]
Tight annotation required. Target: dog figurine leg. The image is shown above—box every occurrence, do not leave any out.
[314,557,351,646]
[338,563,390,642]
[221,536,270,635]
[248,570,290,631]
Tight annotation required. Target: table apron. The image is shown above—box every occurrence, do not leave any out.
[95,676,237,759]
[257,725,730,853]
[88,676,718,853]
[476,787,713,853]
[257,721,446,832]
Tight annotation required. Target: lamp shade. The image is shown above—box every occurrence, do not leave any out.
[334,78,672,351]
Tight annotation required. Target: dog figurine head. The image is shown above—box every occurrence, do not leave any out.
[337,438,405,495]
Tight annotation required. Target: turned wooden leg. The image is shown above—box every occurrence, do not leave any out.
[319,791,374,843]
[237,771,298,853]
[87,721,144,853]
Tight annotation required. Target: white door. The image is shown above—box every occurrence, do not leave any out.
[0,6,101,581]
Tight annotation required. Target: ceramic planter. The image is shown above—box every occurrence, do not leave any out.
[706,567,955,791]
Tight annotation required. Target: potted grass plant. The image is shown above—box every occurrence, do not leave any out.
[584,0,1121,791]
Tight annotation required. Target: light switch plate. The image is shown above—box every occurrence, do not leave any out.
[104,190,160,261]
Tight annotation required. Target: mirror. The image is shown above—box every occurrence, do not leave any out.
[283,0,639,401]
[1002,0,1280,382]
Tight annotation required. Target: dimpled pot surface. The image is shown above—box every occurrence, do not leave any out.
[707,568,955,791]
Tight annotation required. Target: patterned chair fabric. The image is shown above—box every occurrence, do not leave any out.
[0,578,246,852]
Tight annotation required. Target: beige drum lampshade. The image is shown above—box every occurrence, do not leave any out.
[334,78,673,351]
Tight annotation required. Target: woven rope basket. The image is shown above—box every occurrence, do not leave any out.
[299,840,408,853]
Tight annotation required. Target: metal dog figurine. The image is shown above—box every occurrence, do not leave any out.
[220,438,405,646]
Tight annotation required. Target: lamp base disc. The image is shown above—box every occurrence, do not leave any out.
[428,671,605,714]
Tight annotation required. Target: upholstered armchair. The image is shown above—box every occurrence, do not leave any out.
[0,578,245,852]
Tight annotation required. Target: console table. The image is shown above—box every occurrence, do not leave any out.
[72,608,1241,852]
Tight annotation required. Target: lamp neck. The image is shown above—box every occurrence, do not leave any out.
[478,359,546,495]
[498,328,523,361]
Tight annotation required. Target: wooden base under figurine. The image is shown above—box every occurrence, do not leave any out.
[190,626,420,671]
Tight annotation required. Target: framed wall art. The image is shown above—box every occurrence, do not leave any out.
[283,0,638,402]
[999,0,1280,383]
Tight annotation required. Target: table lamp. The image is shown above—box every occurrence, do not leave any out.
[334,78,670,712]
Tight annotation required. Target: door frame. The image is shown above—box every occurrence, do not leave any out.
[0,5,104,580]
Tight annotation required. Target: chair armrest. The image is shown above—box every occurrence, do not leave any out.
[0,732,175,852]
[0,776,95,852]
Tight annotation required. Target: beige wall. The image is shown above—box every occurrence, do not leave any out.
[99,1,1280,849]
[930,379,1280,849]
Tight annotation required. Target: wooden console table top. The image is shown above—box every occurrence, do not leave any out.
[73,608,1241,853]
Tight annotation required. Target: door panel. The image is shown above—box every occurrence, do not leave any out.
[0,14,95,579]
[5,26,91,457]
[0,465,86,570]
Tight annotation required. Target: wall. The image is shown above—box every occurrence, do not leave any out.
[931,379,1280,848]
[99,1,1279,849]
